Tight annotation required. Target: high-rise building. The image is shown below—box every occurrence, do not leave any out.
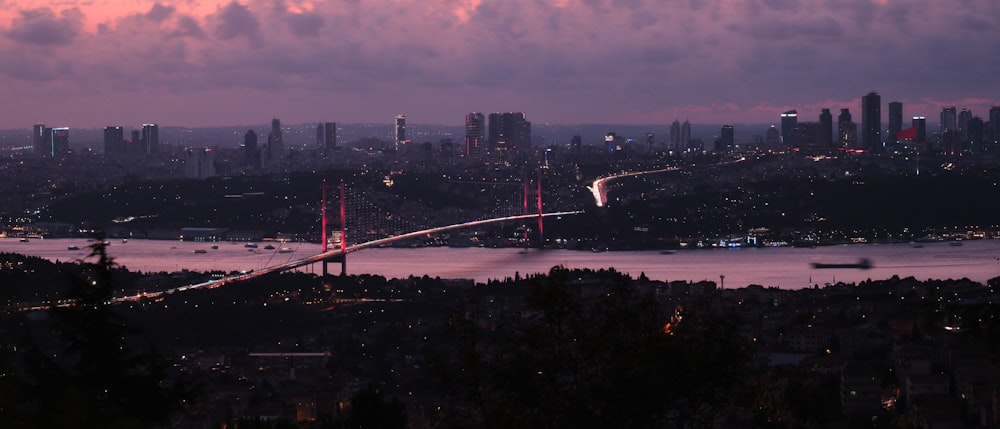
[819,109,833,147]
[765,125,780,147]
[464,112,485,156]
[719,124,734,152]
[670,120,681,149]
[44,127,70,157]
[861,91,881,151]
[680,120,691,149]
[142,123,159,154]
[104,126,124,155]
[968,117,985,153]
[32,124,45,154]
[185,148,215,179]
[940,106,957,133]
[267,118,283,160]
[244,129,259,168]
[780,110,798,146]
[888,101,902,145]
[838,108,856,148]
[317,122,337,151]
[958,109,972,143]
[488,112,531,155]
[395,114,406,150]
[912,117,926,144]
[990,106,1000,146]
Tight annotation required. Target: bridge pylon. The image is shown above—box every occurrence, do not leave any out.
[320,180,347,276]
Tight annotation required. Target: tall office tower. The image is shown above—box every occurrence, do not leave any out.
[604,132,617,155]
[141,123,159,154]
[645,132,655,151]
[464,112,485,156]
[991,106,1000,146]
[967,117,985,153]
[912,117,927,144]
[680,120,691,149]
[888,101,902,145]
[487,112,531,155]
[317,122,337,151]
[669,120,681,149]
[940,106,957,133]
[958,108,972,143]
[244,129,259,168]
[765,125,780,147]
[32,124,45,154]
[47,127,70,156]
[395,114,406,150]
[720,124,735,151]
[184,148,215,179]
[267,118,283,159]
[819,109,833,146]
[861,91,881,151]
[103,126,124,155]
[838,108,856,148]
[780,110,798,146]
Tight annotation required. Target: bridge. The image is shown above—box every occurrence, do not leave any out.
[110,175,582,303]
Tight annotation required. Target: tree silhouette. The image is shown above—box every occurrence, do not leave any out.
[439,266,755,429]
[5,238,196,428]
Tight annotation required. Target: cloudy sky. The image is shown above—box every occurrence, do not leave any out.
[1,0,997,129]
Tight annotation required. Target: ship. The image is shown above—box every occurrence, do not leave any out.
[194,249,208,254]
[811,258,873,270]
[277,247,294,253]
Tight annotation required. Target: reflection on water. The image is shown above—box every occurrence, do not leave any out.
[3,238,1000,289]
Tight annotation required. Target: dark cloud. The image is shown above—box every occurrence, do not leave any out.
[171,15,207,39]
[211,1,262,46]
[4,7,83,46]
[284,12,324,38]
[145,3,177,22]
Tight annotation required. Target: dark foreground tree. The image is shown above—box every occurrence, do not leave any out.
[2,240,196,428]
[436,266,755,429]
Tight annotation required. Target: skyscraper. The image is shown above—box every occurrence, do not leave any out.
[912,117,926,144]
[838,108,856,148]
[32,124,45,154]
[940,106,957,133]
[780,110,798,146]
[669,120,681,149]
[317,122,337,151]
[861,91,881,151]
[244,129,259,168]
[819,109,833,147]
[958,108,972,143]
[680,120,691,149]
[268,118,283,159]
[967,117,985,153]
[888,101,902,145]
[142,123,159,154]
[488,112,531,156]
[104,126,124,155]
[990,106,1000,146]
[464,112,485,156]
[395,114,406,150]
[719,124,734,152]
[45,127,70,157]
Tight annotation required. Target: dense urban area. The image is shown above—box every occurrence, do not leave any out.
[2,101,1000,428]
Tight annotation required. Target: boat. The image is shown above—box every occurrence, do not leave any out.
[211,245,219,250]
[949,241,963,247]
[19,238,29,243]
[122,239,128,244]
[264,244,276,250]
[194,249,208,254]
[67,245,80,250]
[811,258,873,270]
[660,250,677,255]
[277,247,294,253]
[244,243,258,249]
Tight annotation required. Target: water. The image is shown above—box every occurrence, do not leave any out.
[2,238,999,289]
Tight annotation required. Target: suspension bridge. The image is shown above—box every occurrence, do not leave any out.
[110,175,582,303]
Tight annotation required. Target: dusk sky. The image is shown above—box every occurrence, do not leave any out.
[1,0,998,129]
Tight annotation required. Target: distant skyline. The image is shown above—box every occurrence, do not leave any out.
[1,0,998,129]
